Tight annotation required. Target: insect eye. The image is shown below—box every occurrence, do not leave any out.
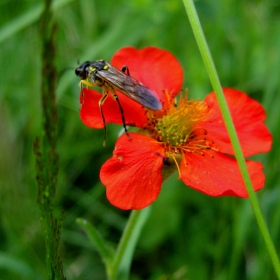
[75,68,81,75]
[75,67,83,76]
[75,67,88,79]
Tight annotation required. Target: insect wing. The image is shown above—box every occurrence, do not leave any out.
[95,65,162,110]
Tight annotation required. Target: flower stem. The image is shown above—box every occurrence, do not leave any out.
[109,208,150,280]
[182,0,280,278]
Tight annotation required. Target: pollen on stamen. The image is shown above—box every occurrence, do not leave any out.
[154,96,209,148]
[147,94,218,178]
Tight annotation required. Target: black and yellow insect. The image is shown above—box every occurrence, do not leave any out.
[75,60,162,144]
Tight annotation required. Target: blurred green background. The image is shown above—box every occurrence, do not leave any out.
[1,0,280,279]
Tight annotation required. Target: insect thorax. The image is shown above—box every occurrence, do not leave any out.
[87,60,109,86]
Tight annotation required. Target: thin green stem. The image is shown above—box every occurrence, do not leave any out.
[109,208,150,280]
[182,0,280,278]
[112,211,140,273]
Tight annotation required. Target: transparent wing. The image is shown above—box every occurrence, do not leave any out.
[94,64,162,110]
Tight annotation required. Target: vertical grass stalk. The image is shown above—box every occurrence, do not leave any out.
[182,0,280,278]
[34,0,65,279]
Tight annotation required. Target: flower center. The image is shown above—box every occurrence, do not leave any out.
[143,93,218,178]
[154,96,209,147]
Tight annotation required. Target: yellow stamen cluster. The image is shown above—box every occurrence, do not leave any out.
[144,94,218,178]
[155,96,209,147]
[153,95,216,177]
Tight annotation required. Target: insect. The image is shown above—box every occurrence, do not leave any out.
[75,60,162,145]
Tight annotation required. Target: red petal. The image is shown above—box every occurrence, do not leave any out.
[100,133,165,210]
[80,88,149,128]
[180,151,264,197]
[111,46,183,102]
[203,88,272,156]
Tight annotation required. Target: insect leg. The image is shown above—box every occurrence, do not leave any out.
[121,65,130,76]
[99,90,109,146]
[79,79,93,98]
[113,93,132,141]
[80,79,95,88]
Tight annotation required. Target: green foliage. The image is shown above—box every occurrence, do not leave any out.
[1,0,280,279]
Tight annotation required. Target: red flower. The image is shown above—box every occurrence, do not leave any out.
[80,46,272,210]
